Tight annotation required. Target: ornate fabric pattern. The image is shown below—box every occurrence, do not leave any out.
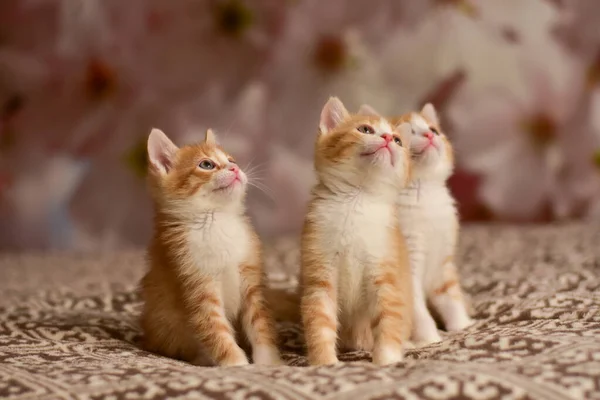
[1,224,599,399]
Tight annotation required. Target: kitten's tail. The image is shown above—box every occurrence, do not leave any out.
[264,287,301,323]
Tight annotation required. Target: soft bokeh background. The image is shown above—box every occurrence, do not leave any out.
[1,0,600,251]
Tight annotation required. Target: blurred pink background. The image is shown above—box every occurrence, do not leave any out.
[1,0,600,250]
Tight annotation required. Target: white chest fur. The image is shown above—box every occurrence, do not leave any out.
[312,194,395,313]
[397,182,457,290]
[184,212,250,318]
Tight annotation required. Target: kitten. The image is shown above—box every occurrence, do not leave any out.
[301,97,413,366]
[358,103,474,345]
[140,128,282,366]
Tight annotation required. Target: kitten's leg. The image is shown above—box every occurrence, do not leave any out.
[370,263,411,366]
[239,263,283,365]
[407,242,441,345]
[404,232,440,345]
[301,271,339,366]
[183,277,249,367]
[412,273,442,345]
[428,258,473,332]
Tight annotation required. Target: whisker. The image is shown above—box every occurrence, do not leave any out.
[247,181,277,204]
[244,162,269,175]
[249,177,276,194]
[244,169,269,179]
[243,155,258,172]
[249,179,276,195]
[245,169,268,178]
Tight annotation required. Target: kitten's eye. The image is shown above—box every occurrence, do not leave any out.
[430,127,439,135]
[357,125,375,134]
[198,159,215,170]
[228,158,236,164]
[393,136,402,146]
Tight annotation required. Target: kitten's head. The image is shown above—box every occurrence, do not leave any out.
[358,103,454,182]
[147,128,248,214]
[314,97,412,194]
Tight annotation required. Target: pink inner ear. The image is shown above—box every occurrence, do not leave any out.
[155,152,173,172]
[320,97,348,133]
[422,103,439,125]
[148,129,178,173]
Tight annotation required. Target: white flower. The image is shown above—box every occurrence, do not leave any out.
[360,2,531,116]
[448,40,599,220]
[477,0,560,44]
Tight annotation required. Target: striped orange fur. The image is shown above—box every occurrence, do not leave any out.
[140,128,281,367]
[359,103,474,343]
[300,97,413,366]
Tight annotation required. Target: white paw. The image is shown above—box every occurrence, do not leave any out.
[253,345,283,366]
[446,317,475,332]
[403,341,417,350]
[220,356,249,367]
[412,328,442,346]
[309,354,339,366]
[372,346,404,366]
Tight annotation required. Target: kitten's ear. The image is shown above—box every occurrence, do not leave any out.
[357,104,381,117]
[204,128,217,146]
[148,128,178,175]
[319,97,349,135]
[397,122,413,150]
[421,103,439,126]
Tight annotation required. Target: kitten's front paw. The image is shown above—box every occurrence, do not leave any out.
[446,317,475,332]
[372,346,403,366]
[220,357,250,367]
[403,341,416,350]
[412,329,442,346]
[253,345,284,366]
[219,351,249,367]
[308,354,339,366]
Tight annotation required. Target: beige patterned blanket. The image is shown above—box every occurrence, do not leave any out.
[1,224,599,399]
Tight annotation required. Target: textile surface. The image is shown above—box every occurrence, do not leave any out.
[1,224,599,399]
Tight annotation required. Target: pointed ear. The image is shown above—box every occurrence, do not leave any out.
[397,122,412,150]
[204,128,217,146]
[421,103,439,126]
[319,97,349,134]
[148,128,178,175]
[357,104,381,117]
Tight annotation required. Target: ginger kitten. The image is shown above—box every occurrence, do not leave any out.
[301,97,413,366]
[359,103,474,345]
[140,128,281,366]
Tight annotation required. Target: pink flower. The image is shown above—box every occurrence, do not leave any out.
[448,41,599,220]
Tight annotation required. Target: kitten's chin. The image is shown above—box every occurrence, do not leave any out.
[412,153,452,181]
[213,178,245,193]
[212,183,247,205]
[184,183,247,212]
[413,146,442,166]
[360,143,398,166]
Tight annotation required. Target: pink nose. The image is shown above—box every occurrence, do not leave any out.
[423,132,434,140]
[228,164,239,173]
[381,133,393,143]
